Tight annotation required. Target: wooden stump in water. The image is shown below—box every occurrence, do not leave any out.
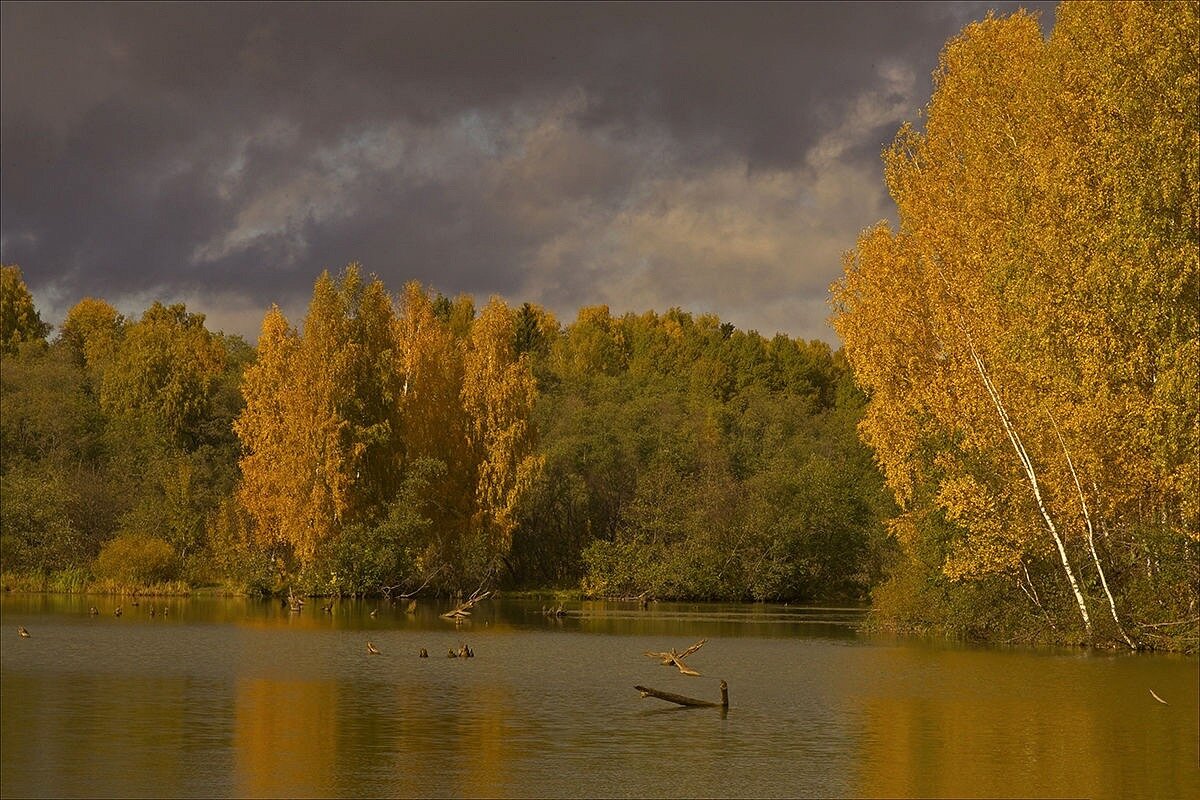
[634,680,728,709]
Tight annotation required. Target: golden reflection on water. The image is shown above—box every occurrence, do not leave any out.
[851,645,1200,799]
[1,595,1196,799]
[234,679,337,798]
[457,683,517,797]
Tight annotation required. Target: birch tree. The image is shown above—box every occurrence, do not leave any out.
[832,2,1198,644]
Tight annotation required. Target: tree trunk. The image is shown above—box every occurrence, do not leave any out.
[966,340,1093,636]
[1048,415,1134,649]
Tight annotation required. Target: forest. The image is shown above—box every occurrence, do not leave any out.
[1,265,891,606]
[2,1,1196,650]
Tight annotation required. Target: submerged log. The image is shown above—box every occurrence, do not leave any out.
[634,680,728,709]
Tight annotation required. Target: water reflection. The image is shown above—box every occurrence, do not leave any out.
[850,645,1200,799]
[2,594,1196,799]
[234,679,337,798]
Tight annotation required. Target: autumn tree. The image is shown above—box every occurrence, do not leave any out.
[461,297,543,577]
[236,267,404,577]
[0,265,50,354]
[59,297,123,369]
[392,282,473,579]
[832,2,1198,647]
[235,306,300,568]
[235,272,550,591]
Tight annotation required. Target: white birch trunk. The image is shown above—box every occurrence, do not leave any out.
[965,341,1093,636]
[1048,417,1135,649]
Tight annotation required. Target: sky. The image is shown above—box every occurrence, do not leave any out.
[1,1,1055,343]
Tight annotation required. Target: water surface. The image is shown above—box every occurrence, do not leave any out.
[2,594,1196,798]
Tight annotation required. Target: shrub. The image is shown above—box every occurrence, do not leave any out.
[93,534,178,586]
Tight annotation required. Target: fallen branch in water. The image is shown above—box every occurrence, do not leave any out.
[635,680,728,709]
[644,639,707,676]
[441,590,491,619]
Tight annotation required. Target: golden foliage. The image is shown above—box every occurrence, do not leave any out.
[832,3,1198,596]
[462,297,543,555]
[236,272,540,581]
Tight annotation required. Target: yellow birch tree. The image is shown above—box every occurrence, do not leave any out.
[832,2,1198,645]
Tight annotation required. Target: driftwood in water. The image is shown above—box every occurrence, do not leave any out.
[635,680,728,709]
[441,590,491,619]
[644,639,707,676]
[286,591,304,613]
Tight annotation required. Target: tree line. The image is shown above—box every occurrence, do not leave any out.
[1,264,890,604]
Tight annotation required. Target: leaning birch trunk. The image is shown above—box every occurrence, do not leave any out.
[1048,415,1135,649]
[965,340,1093,636]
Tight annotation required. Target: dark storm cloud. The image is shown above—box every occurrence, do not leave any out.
[1,0,1056,340]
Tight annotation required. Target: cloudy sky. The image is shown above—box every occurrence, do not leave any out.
[1,1,1054,343]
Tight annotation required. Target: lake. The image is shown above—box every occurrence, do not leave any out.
[2,594,1196,798]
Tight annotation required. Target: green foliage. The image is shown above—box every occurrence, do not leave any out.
[0,466,85,572]
[205,497,275,595]
[520,305,892,602]
[1,341,105,470]
[301,458,443,596]
[93,534,178,585]
[92,301,227,450]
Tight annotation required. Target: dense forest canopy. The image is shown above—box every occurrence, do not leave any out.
[1,1,1195,651]
[1,263,889,605]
